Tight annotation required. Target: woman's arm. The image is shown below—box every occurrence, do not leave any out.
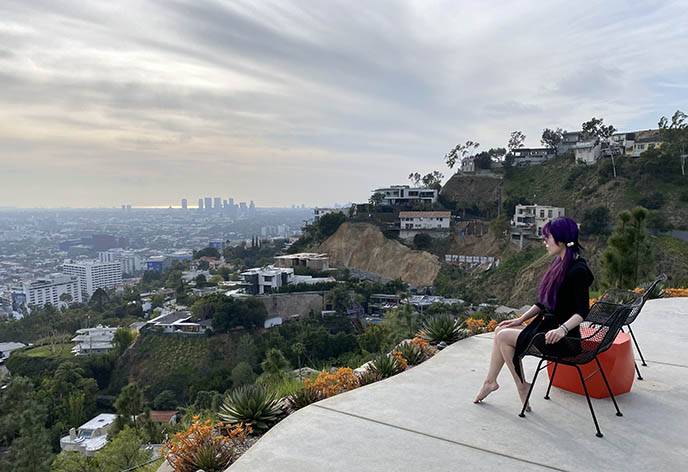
[545,313,584,344]
[497,304,541,328]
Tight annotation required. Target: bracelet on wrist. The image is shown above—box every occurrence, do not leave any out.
[559,324,569,335]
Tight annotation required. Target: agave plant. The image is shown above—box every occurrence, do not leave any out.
[189,442,236,472]
[288,385,321,410]
[367,354,403,379]
[421,314,465,345]
[219,384,282,431]
[357,369,381,386]
[396,341,423,366]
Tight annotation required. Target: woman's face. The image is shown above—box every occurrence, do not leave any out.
[544,232,565,257]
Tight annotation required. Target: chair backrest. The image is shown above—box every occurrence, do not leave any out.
[625,273,667,325]
[583,300,635,356]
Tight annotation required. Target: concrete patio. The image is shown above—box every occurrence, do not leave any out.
[229,298,688,471]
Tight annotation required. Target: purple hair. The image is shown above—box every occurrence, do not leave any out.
[538,217,583,310]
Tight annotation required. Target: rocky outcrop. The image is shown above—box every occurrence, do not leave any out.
[317,222,441,287]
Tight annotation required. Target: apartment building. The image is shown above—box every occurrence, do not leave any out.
[62,260,122,298]
[12,274,82,308]
[98,248,141,275]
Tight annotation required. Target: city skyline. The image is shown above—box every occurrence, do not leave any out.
[1,1,688,207]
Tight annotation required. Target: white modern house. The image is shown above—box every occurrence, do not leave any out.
[240,266,295,295]
[60,413,117,456]
[62,260,122,298]
[572,141,602,164]
[71,325,118,356]
[372,186,438,206]
[145,311,207,335]
[399,211,451,240]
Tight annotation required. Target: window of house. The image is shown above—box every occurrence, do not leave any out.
[540,210,545,218]
[548,210,552,218]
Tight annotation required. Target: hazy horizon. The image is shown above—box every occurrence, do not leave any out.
[2,0,687,208]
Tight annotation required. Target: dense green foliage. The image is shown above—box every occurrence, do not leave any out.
[223,239,287,270]
[581,205,611,236]
[190,293,267,332]
[601,207,653,288]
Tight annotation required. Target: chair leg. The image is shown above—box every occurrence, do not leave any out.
[545,362,558,400]
[519,359,543,417]
[595,357,623,417]
[633,361,643,381]
[627,325,647,367]
[576,365,604,438]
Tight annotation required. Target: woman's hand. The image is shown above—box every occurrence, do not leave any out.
[497,318,523,329]
[545,327,566,344]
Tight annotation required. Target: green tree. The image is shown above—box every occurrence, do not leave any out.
[582,117,616,142]
[369,192,384,206]
[235,334,258,368]
[541,128,566,155]
[600,207,652,288]
[581,205,611,236]
[193,247,221,259]
[658,110,688,176]
[292,342,306,380]
[317,211,346,238]
[489,214,510,242]
[93,426,151,472]
[150,293,165,308]
[231,362,257,387]
[52,451,94,472]
[152,390,177,410]
[413,233,432,250]
[113,328,135,356]
[89,288,110,313]
[508,131,526,152]
[261,348,291,379]
[114,384,143,429]
[445,140,480,170]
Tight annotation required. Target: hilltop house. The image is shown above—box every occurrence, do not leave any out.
[71,325,118,356]
[399,211,451,240]
[143,310,208,335]
[60,413,117,456]
[372,186,438,206]
[510,204,565,247]
[274,253,329,272]
[511,147,556,166]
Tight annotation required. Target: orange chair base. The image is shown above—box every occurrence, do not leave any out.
[547,331,635,399]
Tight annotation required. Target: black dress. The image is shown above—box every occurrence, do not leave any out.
[513,257,594,382]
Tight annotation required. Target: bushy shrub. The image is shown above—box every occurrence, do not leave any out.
[304,368,360,399]
[421,314,465,344]
[219,384,282,431]
[164,416,250,472]
[413,233,432,250]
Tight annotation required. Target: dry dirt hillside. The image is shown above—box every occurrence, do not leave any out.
[440,173,502,213]
[317,222,441,287]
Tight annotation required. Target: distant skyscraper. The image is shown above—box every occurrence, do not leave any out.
[249,200,256,217]
[181,199,187,210]
[214,197,222,211]
[198,198,203,210]
[229,198,234,207]
[204,197,212,211]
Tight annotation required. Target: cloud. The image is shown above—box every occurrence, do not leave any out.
[0,0,687,207]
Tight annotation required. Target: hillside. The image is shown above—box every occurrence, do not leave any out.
[440,173,502,216]
[317,222,442,287]
[110,332,241,403]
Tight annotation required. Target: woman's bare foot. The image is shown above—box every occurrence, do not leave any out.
[518,382,532,412]
[474,380,499,403]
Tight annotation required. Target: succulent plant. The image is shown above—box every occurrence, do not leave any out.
[367,354,403,379]
[396,341,423,366]
[219,384,282,431]
[288,385,321,410]
[421,314,465,345]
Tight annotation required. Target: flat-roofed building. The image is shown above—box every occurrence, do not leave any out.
[373,186,438,206]
[13,274,82,309]
[399,211,451,240]
[63,260,122,298]
[60,413,117,456]
[274,253,329,272]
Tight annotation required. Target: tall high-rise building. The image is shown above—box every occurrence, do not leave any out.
[63,260,122,298]
[204,197,212,211]
[181,199,187,210]
[99,249,141,275]
[214,197,222,211]
[198,198,203,210]
[229,198,234,207]
[239,202,247,214]
[12,274,83,309]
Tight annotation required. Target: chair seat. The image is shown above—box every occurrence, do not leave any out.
[547,331,635,398]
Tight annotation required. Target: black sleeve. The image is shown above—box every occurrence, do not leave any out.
[570,269,591,320]
[535,302,546,311]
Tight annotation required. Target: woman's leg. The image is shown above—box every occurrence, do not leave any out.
[494,327,532,409]
[474,326,529,407]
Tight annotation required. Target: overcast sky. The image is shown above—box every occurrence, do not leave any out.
[1,0,687,208]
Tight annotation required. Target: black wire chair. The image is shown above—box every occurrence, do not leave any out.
[598,274,667,380]
[518,300,637,437]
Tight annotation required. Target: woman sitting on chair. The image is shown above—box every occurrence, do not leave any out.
[473,216,594,409]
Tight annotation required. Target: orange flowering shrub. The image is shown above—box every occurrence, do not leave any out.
[411,333,437,358]
[465,317,486,334]
[663,288,688,297]
[164,416,251,472]
[305,367,360,399]
[391,350,408,370]
[486,319,497,332]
